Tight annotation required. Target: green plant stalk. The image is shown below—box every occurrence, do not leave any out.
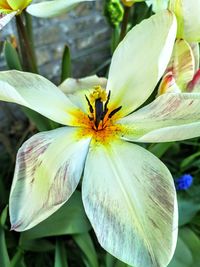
[15,14,38,73]
[24,12,38,67]
[54,239,68,267]
[10,248,24,267]
[119,6,131,42]
[61,45,72,83]
[0,228,10,267]
[0,207,10,267]
[111,26,120,53]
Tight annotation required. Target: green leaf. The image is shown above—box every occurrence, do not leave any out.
[0,206,8,226]
[73,233,99,267]
[4,41,23,71]
[61,45,72,83]
[54,240,68,267]
[20,239,54,252]
[168,227,200,267]
[10,248,24,267]
[105,253,132,267]
[21,107,54,131]
[0,207,10,267]
[115,261,130,267]
[180,151,200,169]
[178,196,200,226]
[148,142,174,158]
[20,191,91,240]
[106,253,116,267]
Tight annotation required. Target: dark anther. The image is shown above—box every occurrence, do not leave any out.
[108,106,122,118]
[104,90,111,114]
[101,90,111,120]
[95,98,104,128]
[85,95,94,114]
[88,116,93,121]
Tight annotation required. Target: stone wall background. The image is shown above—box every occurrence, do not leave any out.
[0,0,111,152]
[0,0,111,82]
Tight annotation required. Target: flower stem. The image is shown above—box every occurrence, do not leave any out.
[15,14,38,73]
[24,12,37,66]
[119,6,131,42]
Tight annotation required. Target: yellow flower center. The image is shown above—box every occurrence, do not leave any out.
[73,86,124,145]
[85,86,122,131]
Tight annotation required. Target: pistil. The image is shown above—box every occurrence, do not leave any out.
[85,86,122,131]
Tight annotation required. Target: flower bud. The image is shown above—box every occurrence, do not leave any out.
[121,0,135,7]
[104,0,124,27]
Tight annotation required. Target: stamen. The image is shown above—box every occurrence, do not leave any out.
[95,98,104,129]
[85,86,122,131]
[103,90,111,116]
[108,106,122,118]
[90,85,107,103]
[85,95,94,114]
[88,116,93,121]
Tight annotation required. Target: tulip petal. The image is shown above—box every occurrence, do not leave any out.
[0,71,79,125]
[27,0,94,18]
[118,93,200,142]
[164,39,195,91]
[0,12,16,30]
[10,127,90,231]
[59,75,107,95]
[146,0,169,12]
[182,0,200,42]
[190,43,199,73]
[106,10,176,116]
[59,75,107,113]
[187,69,200,93]
[157,72,181,96]
[82,140,177,267]
[169,0,200,42]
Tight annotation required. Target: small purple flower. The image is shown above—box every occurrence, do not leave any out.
[175,174,193,191]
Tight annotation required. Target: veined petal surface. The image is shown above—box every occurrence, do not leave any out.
[82,141,177,267]
[59,75,107,114]
[0,71,78,125]
[27,0,94,18]
[10,127,90,231]
[158,39,195,95]
[106,10,177,116]
[187,69,200,93]
[118,93,200,142]
[157,72,181,95]
[165,39,195,91]
[190,43,199,73]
